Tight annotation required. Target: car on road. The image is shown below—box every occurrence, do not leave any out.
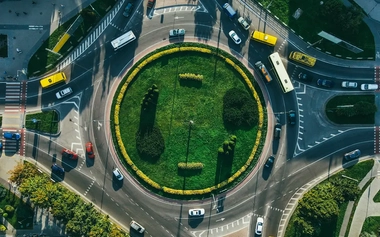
[255,217,264,235]
[188,208,205,217]
[147,0,155,8]
[123,3,133,18]
[3,132,21,140]
[62,148,78,160]
[361,84,379,91]
[317,79,334,88]
[86,142,95,159]
[169,29,185,37]
[288,110,296,125]
[56,87,73,99]
[113,168,124,181]
[51,163,64,174]
[237,17,250,30]
[298,72,312,82]
[0,141,2,150]
[130,220,145,233]
[274,123,281,139]
[228,30,241,44]
[264,156,275,168]
[344,149,361,161]
[341,81,358,88]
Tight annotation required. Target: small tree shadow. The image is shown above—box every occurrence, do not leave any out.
[179,80,202,88]
[178,168,202,177]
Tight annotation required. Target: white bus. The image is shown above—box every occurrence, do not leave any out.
[111,30,136,50]
[268,52,294,93]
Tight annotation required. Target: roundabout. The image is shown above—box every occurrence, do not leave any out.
[111,43,267,196]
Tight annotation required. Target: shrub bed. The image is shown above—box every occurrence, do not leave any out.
[178,162,204,170]
[178,73,204,82]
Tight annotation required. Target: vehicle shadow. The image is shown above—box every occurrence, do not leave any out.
[112,177,123,191]
[50,172,65,182]
[129,229,144,237]
[86,157,95,167]
[262,166,272,180]
[61,157,78,171]
[188,216,204,228]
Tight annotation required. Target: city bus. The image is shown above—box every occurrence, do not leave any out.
[40,72,67,88]
[111,30,136,51]
[268,52,294,93]
[289,51,316,67]
[251,31,277,46]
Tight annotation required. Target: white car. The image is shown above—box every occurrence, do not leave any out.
[341,81,358,88]
[55,87,72,99]
[130,220,145,233]
[169,29,185,37]
[113,168,124,181]
[237,17,250,30]
[228,30,241,44]
[188,208,205,217]
[255,217,264,235]
[361,83,378,90]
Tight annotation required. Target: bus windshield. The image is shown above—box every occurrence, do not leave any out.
[111,31,136,51]
[40,72,67,88]
[268,53,294,93]
[251,31,277,46]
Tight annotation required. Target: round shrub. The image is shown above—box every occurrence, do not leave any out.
[0,208,4,214]
[2,213,8,218]
[136,127,165,161]
[0,224,6,232]
[222,88,258,129]
[4,205,14,213]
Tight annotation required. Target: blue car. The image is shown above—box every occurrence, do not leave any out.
[3,132,21,140]
[51,164,65,174]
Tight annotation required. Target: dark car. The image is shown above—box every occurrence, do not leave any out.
[288,110,296,125]
[147,0,155,8]
[344,149,361,161]
[3,132,21,140]
[123,3,133,17]
[317,79,334,88]
[51,163,65,174]
[274,123,281,139]
[265,156,275,168]
[298,72,312,82]
[62,148,78,160]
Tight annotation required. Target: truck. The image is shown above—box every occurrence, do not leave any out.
[289,51,316,67]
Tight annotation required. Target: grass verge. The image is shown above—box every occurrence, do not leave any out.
[361,216,380,235]
[373,190,380,202]
[253,0,375,58]
[25,110,59,134]
[325,95,375,124]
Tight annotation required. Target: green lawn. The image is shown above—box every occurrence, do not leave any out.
[119,52,260,190]
[325,95,375,124]
[0,186,34,229]
[373,190,380,202]
[254,0,375,58]
[25,110,59,134]
[361,216,380,236]
[285,159,374,237]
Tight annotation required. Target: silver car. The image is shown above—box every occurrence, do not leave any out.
[341,81,358,88]
[169,29,185,37]
[113,168,124,181]
[228,30,241,44]
[56,87,72,99]
[361,84,378,90]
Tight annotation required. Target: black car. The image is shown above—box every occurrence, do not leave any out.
[265,156,275,168]
[288,110,296,125]
[51,163,64,174]
[298,72,312,82]
[317,79,334,88]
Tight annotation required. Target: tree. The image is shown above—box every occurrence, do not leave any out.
[355,101,377,115]
[8,161,40,186]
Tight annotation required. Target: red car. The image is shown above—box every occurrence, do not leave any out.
[86,142,95,159]
[62,148,78,160]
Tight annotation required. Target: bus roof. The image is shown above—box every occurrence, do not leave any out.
[252,31,277,46]
[111,31,136,49]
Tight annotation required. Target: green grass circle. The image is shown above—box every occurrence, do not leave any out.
[118,49,263,191]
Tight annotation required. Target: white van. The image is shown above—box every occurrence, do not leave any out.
[361,84,378,91]
[56,87,72,99]
[238,17,250,30]
[130,220,145,233]
[223,3,236,18]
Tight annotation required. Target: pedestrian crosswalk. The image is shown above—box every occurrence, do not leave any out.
[57,0,126,70]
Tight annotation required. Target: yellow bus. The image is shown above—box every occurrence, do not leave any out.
[289,51,316,67]
[251,31,277,46]
[40,72,67,88]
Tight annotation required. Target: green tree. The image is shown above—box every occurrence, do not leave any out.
[355,101,377,115]
[8,161,40,186]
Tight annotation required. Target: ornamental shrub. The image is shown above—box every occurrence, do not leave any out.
[222,88,258,129]
[218,135,237,157]
[2,213,8,218]
[4,205,14,213]
[136,126,165,161]
[0,208,3,214]
[0,224,6,232]
[178,73,204,82]
[178,162,204,170]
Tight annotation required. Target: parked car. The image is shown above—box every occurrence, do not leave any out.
[237,17,250,30]
[62,148,78,160]
[288,110,296,125]
[255,217,264,235]
[274,123,281,139]
[123,3,134,18]
[264,156,275,168]
[344,149,361,161]
[188,208,205,217]
[169,29,186,37]
[51,163,65,174]
[113,168,124,181]
[3,132,21,140]
[298,72,312,82]
[130,220,145,233]
[341,81,358,88]
[86,142,95,159]
[0,141,2,150]
[56,87,73,99]
[228,30,241,44]
[317,79,334,88]
[147,0,155,8]
[361,84,378,91]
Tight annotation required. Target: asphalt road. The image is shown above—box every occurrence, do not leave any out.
[9,0,379,236]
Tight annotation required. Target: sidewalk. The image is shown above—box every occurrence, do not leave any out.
[0,0,95,80]
[0,155,65,237]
